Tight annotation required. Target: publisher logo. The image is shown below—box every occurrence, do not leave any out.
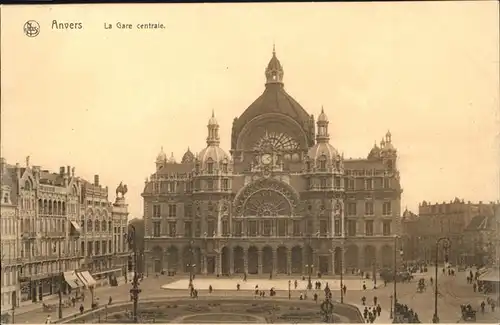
[24,20,40,37]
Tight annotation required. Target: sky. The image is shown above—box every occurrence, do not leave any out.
[1,2,499,219]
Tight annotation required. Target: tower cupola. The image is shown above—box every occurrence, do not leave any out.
[206,110,220,146]
[265,44,284,86]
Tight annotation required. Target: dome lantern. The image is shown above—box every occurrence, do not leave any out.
[206,110,220,146]
[265,44,284,86]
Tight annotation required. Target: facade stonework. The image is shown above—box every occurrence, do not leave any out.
[143,50,403,276]
[0,158,130,310]
[401,199,498,264]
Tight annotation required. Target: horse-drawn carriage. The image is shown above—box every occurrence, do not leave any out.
[42,303,57,312]
[417,279,426,293]
[461,304,476,322]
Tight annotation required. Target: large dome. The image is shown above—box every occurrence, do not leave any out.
[197,146,230,171]
[231,48,314,150]
[308,142,339,162]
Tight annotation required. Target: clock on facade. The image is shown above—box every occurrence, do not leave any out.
[261,153,273,165]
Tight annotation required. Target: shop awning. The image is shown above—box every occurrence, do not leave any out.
[76,271,97,287]
[63,271,84,289]
[478,268,500,282]
[70,221,81,233]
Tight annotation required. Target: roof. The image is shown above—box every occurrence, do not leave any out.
[233,84,311,134]
[465,215,494,232]
[478,268,500,282]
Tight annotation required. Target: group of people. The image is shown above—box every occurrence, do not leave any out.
[393,302,420,323]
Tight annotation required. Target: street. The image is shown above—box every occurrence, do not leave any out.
[11,269,500,323]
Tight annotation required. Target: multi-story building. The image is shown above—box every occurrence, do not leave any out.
[1,158,21,314]
[79,176,130,286]
[414,198,497,264]
[400,208,419,262]
[0,157,130,309]
[142,49,403,277]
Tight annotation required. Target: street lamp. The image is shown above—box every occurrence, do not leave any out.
[288,280,291,300]
[389,294,393,319]
[389,235,403,320]
[340,243,345,304]
[305,264,313,289]
[188,240,195,287]
[124,224,141,323]
[432,237,451,324]
[52,243,63,320]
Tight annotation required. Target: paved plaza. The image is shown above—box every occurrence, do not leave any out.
[162,277,375,291]
[8,268,500,323]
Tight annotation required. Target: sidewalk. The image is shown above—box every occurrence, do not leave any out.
[352,304,391,323]
[13,280,132,317]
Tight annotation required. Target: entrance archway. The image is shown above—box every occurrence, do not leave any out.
[167,246,179,272]
[291,246,302,274]
[248,246,258,274]
[207,256,215,274]
[334,247,342,275]
[381,245,393,268]
[194,247,202,274]
[277,246,287,274]
[262,246,273,274]
[151,246,163,273]
[364,246,376,269]
[183,246,192,273]
[221,246,230,275]
[345,245,358,270]
[233,246,244,273]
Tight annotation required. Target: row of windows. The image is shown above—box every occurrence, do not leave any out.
[346,202,393,216]
[1,218,17,235]
[153,179,231,193]
[195,160,229,174]
[152,201,392,218]
[151,219,392,237]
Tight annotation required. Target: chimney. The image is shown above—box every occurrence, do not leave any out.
[94,175,99,186]
[15,163,20,178]
[60,166,65,176]
[67,166,71,176]
[71,167,75,177]
[479,201,483,205]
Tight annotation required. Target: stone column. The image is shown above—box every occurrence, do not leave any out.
[216,253,222,276]
[302,248,308,275]
[331,252,335,275]
[163,253,169,272]
[272,247,278,272]
[287,249,292,275]
[202,255,207,275]
[313,250,319,275]
[243,248,249,274]
[229,247,234,275]
[258,248,263,274]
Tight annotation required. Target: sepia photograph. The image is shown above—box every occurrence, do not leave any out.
[0,2,499,324]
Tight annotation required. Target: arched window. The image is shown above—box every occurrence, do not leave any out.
[87,220,92,232]
[101,220,107,231]
[108,221,112,233]
[95,221,100,232]
[319,156,327,170]
[206,158,214,174]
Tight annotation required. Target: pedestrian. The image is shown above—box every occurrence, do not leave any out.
[473,282,477,292]
[491,301,495,312]
[79,304,84,314]
[480,301,485,313]
[71,296,76,306]
[343,284,347,295]
[294,280,298,289]
[363,307,368,319]
[376,304,381,316]
[45,315,52,324]
[362,296,366,306]
[108,296,112,305]
[373,296,378,306]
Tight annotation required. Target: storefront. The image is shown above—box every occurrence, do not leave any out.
[19,279,31,303]
[63,271,84,294]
